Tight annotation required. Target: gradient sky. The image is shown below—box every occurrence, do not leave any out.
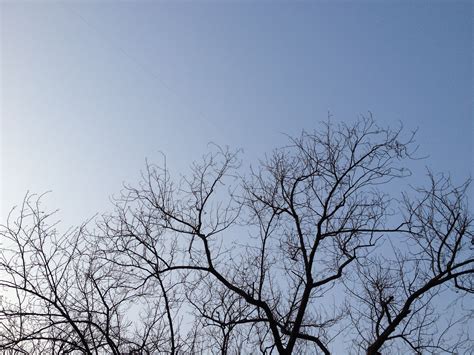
[1,0,472,227]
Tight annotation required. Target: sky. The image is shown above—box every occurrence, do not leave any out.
[1,0,472,227]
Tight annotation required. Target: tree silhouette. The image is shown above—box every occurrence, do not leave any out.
[1,117,472,354]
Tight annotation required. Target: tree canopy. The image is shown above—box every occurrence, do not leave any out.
[1,117,472,354]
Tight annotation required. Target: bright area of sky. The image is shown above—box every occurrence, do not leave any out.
[1,1,472,228]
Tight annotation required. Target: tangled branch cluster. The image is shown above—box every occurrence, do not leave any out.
[1,117,472,354]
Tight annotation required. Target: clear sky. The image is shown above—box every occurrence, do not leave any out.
[1,0,472,226]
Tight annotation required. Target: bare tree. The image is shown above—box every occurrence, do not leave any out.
[348,173,473,354]
[1,116,472,354]
[94,116,472,354]
[0,194,175,354]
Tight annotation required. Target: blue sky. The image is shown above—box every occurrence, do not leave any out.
[1,0,472,226]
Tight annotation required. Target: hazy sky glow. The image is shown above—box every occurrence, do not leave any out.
[1,0,472,226]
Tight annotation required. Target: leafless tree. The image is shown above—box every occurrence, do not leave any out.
[1,116,472,354]
[347,173,473,354]
[0,194,175,354]
[94,116,473,354]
